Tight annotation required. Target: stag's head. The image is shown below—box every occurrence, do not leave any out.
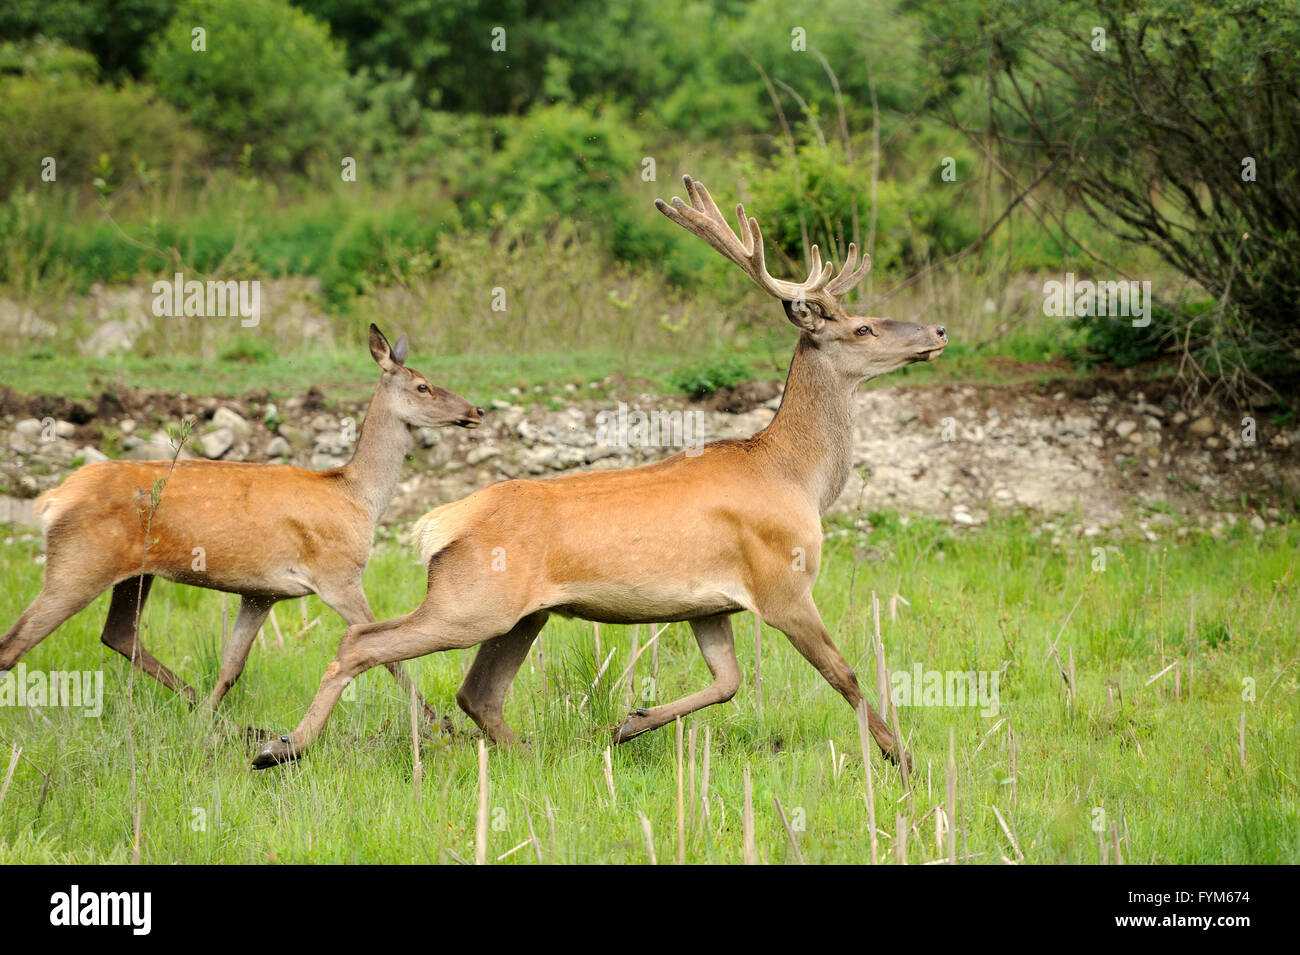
[655,176,947,381]
[368,324,483,429]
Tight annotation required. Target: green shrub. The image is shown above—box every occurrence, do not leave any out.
[0,40,204,201]
[670,355,751,397]
[146,0,349,170]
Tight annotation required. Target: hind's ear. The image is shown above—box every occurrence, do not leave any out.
[369,324,399,372]
[392,333,408,366]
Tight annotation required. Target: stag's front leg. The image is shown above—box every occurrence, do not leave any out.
[612,614,739,743]
[761,593,910,771]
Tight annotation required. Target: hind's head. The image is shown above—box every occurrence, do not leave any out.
[368,324,483,429]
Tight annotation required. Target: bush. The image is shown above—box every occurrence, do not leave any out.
[146,0,349,171]
[0,40,205,202]
[670,355,751,397]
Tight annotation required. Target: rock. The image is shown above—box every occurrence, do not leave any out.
[1250,514,1266,532]
[1115,420,1137,438]
[200,428,235,459]
[54,420,76,439]
[898,409,919,424]
[15,418,43,439]
[266,436,291,457]
[120,419,136,434]
[415,427,440,448]
[1205,437,1220,448]
[82,318,143,357]
[212,407,250,435]
[309,414,336,433]
[952,508,975,525]
[1189,416,1215,436]
[79,446,109,463]
[1171,411,1188,426]
[126,441,187,461]
[522,446,560,473]
[311,451,348,471]
[277,423,311,447]
[467,445,503,466]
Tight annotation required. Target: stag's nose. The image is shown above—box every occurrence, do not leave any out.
[934,325,947,342]
[475,406,486,418]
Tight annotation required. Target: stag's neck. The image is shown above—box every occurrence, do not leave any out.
[757,335,859,514]
[339,389,411,525]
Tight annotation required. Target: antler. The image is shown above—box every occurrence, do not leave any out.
[654,175,871,320]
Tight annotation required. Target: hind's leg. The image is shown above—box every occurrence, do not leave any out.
[100,575,198,703]
[0,568,111,672]
[206,594,276,711]
[317,582,454,735]
[456,612,548,744]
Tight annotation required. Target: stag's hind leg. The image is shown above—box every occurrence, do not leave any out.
[456,611,548,744]
[100,575,199,703]
[612,614,740,744]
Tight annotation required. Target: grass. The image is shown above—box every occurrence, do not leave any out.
[0,513,1295,864]
[0,333,1093,410]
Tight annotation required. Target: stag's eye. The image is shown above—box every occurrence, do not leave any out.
[855,324,876,337]
[417,383,430,394]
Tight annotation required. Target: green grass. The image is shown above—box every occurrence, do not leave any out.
[0,337,1088,409]
[0,514,1295,864]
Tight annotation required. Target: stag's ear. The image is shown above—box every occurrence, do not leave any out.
[783,298,827,334]
[391,333,409,366]
[369,324,400,372]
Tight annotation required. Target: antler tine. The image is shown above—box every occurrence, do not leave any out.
[826,242,873,296]
[656,175,850,308]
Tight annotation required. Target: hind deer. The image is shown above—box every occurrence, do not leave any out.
[253,176,946,769]
[0,324,483,730]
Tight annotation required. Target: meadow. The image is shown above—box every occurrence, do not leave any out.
[1,512,1294,864]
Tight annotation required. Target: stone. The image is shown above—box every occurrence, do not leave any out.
[54,420,76,439]
[200,428,235,459]
[266,436,291,457]
[1114,420,1137,438]
[79,446,109,463]
[467,445,503,466]
[277,424,311,447]
[1189,416,1215,436]
[212,407,250,435]
[15,419,42,439]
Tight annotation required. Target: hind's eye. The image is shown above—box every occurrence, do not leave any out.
[417,383,430,393]
[855,325,875,337]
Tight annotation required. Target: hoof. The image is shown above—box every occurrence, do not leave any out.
[252,734,301,770]
[612,711,654,744]
[881,745,915,776]
[242,725,274,744]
